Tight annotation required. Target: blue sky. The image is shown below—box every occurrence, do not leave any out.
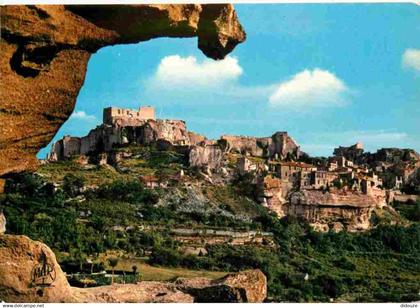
[38,4,420,158]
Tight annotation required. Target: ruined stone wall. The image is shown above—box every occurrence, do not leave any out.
[103,106,155,126]
[49,119,195,160]
[333,143,365,162]
[48,140,63,161]
[62,136,81,158]
[80,127,102,155]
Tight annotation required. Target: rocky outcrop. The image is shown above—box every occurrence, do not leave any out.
[289,190,378,232]
[220,132,300,159]
[49,120,195,160]
[220,135,264,157]
[140,120,190,146]
[189,145,223,169]
[177,269,267,303]
[75,269,266,303]
[0,234,73,302]
[0,212,6,234]
[50,119,226,168]
[372,148,420,164]
[0,4,245,177]
[72,282,195,303]
[0,234,267,303]
[257,175,288,217]
[188,131,208,146]
[333,143,365,162]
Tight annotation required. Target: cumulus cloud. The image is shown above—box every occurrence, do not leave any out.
[143,55,352,110]
[152,55,243,88]
[71,111,96,121]
[269,69,350,108]
[402,48,420,71]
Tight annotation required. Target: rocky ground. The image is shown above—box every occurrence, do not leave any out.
[0,234,266,303]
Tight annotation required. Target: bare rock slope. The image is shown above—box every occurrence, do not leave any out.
[0,4,245,177]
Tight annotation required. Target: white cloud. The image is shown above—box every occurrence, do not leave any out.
[268,69,350,108]
[402,48,420,71]
[152,55,243,88]
[143,56,352,111]
[71,111,96,121]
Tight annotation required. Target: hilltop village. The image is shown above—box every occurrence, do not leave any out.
[47,105,420,233]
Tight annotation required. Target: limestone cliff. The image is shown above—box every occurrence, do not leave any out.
[257,175,288,217]
[0,4,245,177]
[189,145,224,170]
[49,119,202,161]
[289,190,378,232]
[220,132,300,159]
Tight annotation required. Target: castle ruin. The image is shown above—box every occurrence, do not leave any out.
[103,106,155,126]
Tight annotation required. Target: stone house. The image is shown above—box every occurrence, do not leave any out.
[268,161,315,185]
[360,173,383,195]
[140,175,161,189]
[237,156,266,175]
[327,160,338,171]
[310,171,338,189]
[393,176,404,190]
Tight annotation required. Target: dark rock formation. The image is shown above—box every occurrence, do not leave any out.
[372,148,420,164]
[0,4,245,177]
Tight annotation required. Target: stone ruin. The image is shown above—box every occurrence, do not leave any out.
[48,106,300,172]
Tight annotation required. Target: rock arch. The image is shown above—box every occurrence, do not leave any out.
[0,4,245,176]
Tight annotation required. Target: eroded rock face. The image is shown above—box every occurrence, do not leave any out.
[49,119,200,160]
[0,235,267,303]
[257,175,288,217]
[176,269,267,303]
[140,120,190,146]
[189,145,224,169]
[220,132,300,159]
[0,212,6,234]
[0,4,245,177]
[0,234,73,303]
[289,190,378,232]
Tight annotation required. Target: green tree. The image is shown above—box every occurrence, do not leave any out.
[62,174,85,197]
[108,257,119,285]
